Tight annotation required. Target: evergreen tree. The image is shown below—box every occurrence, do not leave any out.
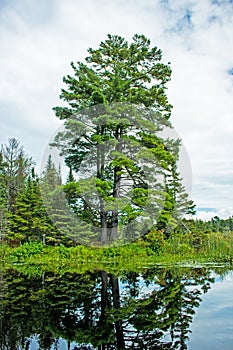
[52,34,195,244]
[40,156,92,245]
[42,155,61,191]
[66,165,75,184]
[157,165,195,237]
[7,170,56,244]
[1,138,33,212]
[0,152,8,240]
[229,217,233,232]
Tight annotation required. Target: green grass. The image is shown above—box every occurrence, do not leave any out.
[1,230,233,275]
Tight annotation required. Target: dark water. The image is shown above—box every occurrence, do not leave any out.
[0,264,232,349]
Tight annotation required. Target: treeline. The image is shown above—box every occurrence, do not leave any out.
[181,216,233,234]
[0,137,232,249]
[0,138,71,246]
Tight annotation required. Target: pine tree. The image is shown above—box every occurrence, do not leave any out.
[157,164,195,237]
[0,152,8,240]
[1,138,33,212]
[40,156,93,245]
[52,34,195,244]
[7,170,57,244]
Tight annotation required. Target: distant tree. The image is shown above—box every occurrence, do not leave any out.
[41,154,62,191]
[229,217,233,232]
[0,152,8,240]
[1,138,33,212]
[66,165,75,184]
[210,216,221,232]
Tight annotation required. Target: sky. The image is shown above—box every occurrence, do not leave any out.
[0,0,232,220]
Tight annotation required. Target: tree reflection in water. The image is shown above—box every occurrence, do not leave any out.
[0,266,220,350]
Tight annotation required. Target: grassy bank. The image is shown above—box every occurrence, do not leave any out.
[1,230,233,274]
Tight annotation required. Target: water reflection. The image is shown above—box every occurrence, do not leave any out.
[0,265,231,349]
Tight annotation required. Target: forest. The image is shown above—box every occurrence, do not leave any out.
[0,34,233,266]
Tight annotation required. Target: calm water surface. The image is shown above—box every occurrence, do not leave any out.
[0,264,232,349]
[188,270,233,350]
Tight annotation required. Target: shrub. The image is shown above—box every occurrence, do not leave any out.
[144,230,165,253]
[9,241,43,261]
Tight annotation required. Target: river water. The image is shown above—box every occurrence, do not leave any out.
[0,264,232,349]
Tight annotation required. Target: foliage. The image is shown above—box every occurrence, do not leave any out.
[0,35,232,255]
[144,229,165,253]
[7,171,61,245]
[52,34,195,244]
[4,224,233,270]
[8,241,43,261]
[1,138,34,211]
[54,34,172,115]
[0,138,33,241]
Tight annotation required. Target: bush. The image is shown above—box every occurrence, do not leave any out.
[144,230,165,253]
[10,241,43,261]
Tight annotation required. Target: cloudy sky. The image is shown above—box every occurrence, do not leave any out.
[0,0,232,219]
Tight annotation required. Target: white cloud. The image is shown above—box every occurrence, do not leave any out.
[196,207,233,220]
[0,0,232,217]
[158,0,233,215]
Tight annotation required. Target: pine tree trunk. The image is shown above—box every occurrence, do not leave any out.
[100,208,107,244]
[97,133,109,244]
[110,208,118,242]
[110,128,122,242]
[110,166,121,241]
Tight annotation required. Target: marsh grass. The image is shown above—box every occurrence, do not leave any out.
[2,230,233,272]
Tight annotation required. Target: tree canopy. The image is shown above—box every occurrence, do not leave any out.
[54,34,172,117]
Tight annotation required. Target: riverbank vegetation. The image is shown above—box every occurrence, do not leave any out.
[1,135,232,270]
[1,223,233,274]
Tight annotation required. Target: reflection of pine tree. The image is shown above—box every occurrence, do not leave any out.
[0,267,217,350]
[115,268,213,349]
[169,269,213,349]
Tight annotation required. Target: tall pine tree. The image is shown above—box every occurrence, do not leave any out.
[52,34,195,244]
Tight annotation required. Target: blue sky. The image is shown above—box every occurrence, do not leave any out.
[0,0,232,219]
